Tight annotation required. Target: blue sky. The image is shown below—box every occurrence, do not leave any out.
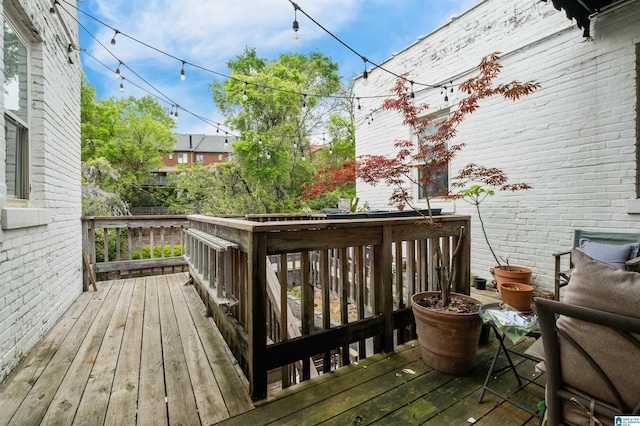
[76,0,478,134]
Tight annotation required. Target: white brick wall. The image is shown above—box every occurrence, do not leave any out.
[355,0,640,291]
[0,0,82,382]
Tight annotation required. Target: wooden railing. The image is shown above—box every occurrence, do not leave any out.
[81,216,189,288]
[185,213,471,400]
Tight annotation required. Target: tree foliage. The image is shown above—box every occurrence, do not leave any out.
[207,48,348,214]
[80,77,176,214]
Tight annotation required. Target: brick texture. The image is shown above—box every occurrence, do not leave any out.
[0,0,82,382]
[354,0,640,291]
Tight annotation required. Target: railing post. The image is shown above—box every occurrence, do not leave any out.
[373,225,394,354]
[248,232,268,400]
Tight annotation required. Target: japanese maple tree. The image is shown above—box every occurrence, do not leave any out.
[301,53,539,305]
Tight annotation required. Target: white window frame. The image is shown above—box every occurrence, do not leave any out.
[196,154,204,163]
[177,153,188,164]
[3,13,31,203]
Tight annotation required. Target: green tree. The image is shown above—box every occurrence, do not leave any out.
[80,78,176,212]
[210,48,344,214]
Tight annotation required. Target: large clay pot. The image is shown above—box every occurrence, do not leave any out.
[499,282,534,312]
[411,291,483,375]
[494,265,532,292]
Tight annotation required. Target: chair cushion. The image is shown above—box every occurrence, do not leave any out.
[578,238,640,269]
[559,249,640,411]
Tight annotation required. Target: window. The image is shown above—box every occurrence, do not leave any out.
[218,154,223,161]
[168,153,173,160]
[177,153,188,164]
[3,16,30,200]
[196,154,204,163]
[417,114,449,200]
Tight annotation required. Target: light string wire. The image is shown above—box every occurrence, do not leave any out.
[61,0,453,103]
[61,3,356,149]
[287,0,438,89]
[59,3,238,136]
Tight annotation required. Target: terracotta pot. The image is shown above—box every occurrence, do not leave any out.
[494,265,532,292]
[499,282,534,312]
[411,291,483,375]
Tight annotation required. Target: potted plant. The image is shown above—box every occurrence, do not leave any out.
[451,180,532,291]
[298,53,539,374]
[360,53,539,374]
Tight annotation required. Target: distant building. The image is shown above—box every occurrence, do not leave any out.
[154,133,233,184]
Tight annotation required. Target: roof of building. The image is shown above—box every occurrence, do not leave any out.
[544,0,616,37]
[173,133,234,153]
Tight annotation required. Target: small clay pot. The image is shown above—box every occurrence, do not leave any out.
[499,282,534,312]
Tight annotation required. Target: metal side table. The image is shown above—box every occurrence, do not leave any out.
[478,302,546,424]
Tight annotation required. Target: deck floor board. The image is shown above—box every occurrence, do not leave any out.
[0,276,543,425]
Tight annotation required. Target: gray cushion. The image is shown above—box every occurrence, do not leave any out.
[578,238,640,269]
[559,249,640,412]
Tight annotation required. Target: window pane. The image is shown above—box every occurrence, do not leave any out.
[5,117,28,199]
[4,19,28,123]
[417,115,449,199]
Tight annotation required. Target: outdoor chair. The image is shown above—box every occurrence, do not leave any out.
[552,229,640,300]
[536,249,640,425]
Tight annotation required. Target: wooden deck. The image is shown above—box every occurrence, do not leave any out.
[0,273,253,426]
[220,333,545,425]
[0,276,544,425]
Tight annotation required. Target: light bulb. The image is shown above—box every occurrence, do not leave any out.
[110,30,119,49]
[293,20,299,39]
[115,66,121,79]
[362,70,369,86]
[301,154,306,161]
[119,82,124,92]
[180,62,186,81]
[266,151,271,159]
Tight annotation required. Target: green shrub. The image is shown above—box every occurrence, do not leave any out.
[132,245,183,260]
[95,228,127,262]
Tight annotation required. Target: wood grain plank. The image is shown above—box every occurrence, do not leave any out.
[218,344,421,426]
[156,274,200,425]
[74,279,134,425]
[40,280,123,425]
[0,291,95,425]
[104,277,146,426]
[276,358,433,425]
[137,276,168,426]
[180,281,254,417]
[6,281,115,426]
[166,273,227,425]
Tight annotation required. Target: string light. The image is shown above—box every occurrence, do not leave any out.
[291,2,300,40]
[410,80,415,99]
[242,82,248,101]
[119,77,124,92]
[302,94,307,110]
[180,61,186,81]
[224,132,229,147]
[356,97,361,110]
[110,29,119,48]
[49,0,59,14]
[115,61,121,79]
[361,57,369,86]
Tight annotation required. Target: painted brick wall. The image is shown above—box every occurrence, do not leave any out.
[354,0,640,291]
[0,0,82,382]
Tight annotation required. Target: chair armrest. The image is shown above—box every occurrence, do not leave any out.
[625,256,640,269]
[554,249,573,301]
[552,250,572,257]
